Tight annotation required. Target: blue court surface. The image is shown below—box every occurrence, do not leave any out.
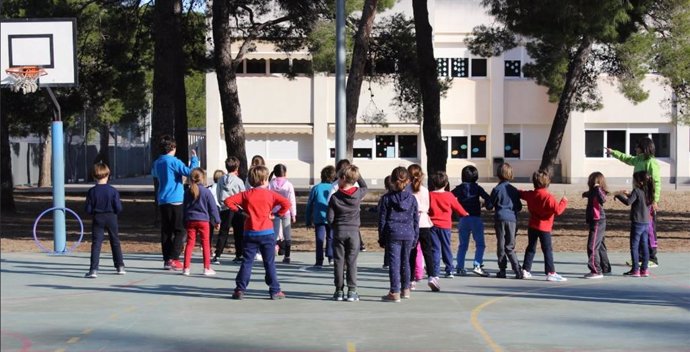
[2,251,689,352]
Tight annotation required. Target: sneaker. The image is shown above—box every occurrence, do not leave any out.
[231,289,244,300]
[382,265,389,270]
[648,261,659,268]
[456,268,467,276]
[428,277,440,292]
[232,257,243,264]
[515,271,524,280]
[204,268,216,276]
[255,253,263,261]
[360,247,367,252]
[282,257,291,264]
[410,281,417,291]
[522,269,532,279]
[640,269,650,277]
[116,266,126,275]
[401,289,411,299]
[496,270,507,279]
[328,258,333,265]
[346,290,360,302]
[623,270,641,277]
[546,273,568,282]
[84,271,98,278]
[584,272,604,279]
[473,266,490,277]
[381,292,401,302]
[169,259,183,271]
[270,291,286,300]
[333,290,344,301]
[163,260,172,270]
[211,257,221,265]
[182,268,191,276]
[444,272,454,279]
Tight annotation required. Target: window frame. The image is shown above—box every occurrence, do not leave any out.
[443,127,489,160]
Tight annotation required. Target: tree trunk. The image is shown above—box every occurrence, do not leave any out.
[152,0,187,163]
[0,109,16,213]
[212,0,248,179]
[539,37,593,176]
[345,0,378,160]
[412,0,446,174]
[94,123,111,166]
[39,131,52,187]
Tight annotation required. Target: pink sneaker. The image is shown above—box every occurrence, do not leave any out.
[640,269,649,277]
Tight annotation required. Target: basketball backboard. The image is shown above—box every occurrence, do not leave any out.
[1,18,78,87]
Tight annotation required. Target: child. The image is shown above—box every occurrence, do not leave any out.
[84,163,125,278]
[607,137,661,267]
[269,164,297,263]
[378,167,419,302]
[245,155,266,190]
[224,166,290,300]
[208,169,225,251]
[408,164,434,290]
[328,164,368,302]
[306,165,337,267]
[451,165,492,277]
[378,175,392,270]
[213,157,246,265]
[183,168,221,276]
[614,170,653,277]
[519,170,568,282]
[151,135,199,270]
[428,171,469,291]
[330,159,367,252]
[582,171,611,279]
[489,163,523,279]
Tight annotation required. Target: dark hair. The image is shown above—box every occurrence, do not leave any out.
[320,165,336,183]
[335,159,351,172]
[225,156,240,173]
[383,176,392,191]
[429,171,449,191]
[269,164,287,179]
[92,162,110,180]
[250,155,265,167]
[408,164,424,193]
[390,167,410,192]
[461,165,479,183]
[633,170,654,206]
[497,163,513,181]
[635,137,655,160]
[587,171,609,194]
[532,170,551,189]
[188,168,206,201]
[158,135,176,154]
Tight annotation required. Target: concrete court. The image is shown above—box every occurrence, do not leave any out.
[1,251,689,352]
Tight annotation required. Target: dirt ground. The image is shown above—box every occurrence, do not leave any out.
[1,189,689,255]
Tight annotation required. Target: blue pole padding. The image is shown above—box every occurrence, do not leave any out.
[51,121,66,252]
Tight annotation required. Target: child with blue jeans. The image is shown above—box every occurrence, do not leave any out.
[306,165,337,266]
[224,166,291,299]
[428,171,469,290]
[614,170,653,277]
[85,163,125,278]
[451,165,492,277]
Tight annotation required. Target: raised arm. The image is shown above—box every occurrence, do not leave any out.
[608,148,636,166]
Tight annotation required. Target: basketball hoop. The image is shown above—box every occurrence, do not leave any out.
[5,66,47,94]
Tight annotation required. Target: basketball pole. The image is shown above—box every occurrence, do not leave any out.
[46,87,66,252]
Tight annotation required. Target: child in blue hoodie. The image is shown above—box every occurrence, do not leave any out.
[451,165,492,277]
[378,167,419,302]
[306,165,337,267]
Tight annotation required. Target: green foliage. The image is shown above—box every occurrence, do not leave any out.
[185,71,206,128]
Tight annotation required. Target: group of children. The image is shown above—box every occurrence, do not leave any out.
[84,135,661,301]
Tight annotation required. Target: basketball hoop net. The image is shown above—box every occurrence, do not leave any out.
[5,66,47,94]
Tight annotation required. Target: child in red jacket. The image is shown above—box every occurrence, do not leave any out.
[224,166,291,300]
[519,170,568,282]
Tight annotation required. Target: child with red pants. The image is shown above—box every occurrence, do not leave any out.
[183,168,221,276]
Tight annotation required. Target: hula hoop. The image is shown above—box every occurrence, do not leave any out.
[32,207,84,254]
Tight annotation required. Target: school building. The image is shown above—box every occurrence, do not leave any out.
[205,0,690,188]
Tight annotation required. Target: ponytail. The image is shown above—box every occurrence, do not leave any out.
[407,164,424,193]
[189,168,206,201]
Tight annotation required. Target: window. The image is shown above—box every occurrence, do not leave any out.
[451,58,469,77]
[471,135,487,158]
[398,135,418,158]
[365,57,395,74]
[245,59,266,74]
[585,131,605,157]
[505,60,521,77]
[607,131,626,154]
[504,133,520,158]
[291,59,312,74]
[450,136,468,159]
[353,148,372,158]
[436,58,449,77]
[471,58,487,77]
[270,59,290,74]
[376,135,396,158]
[652,133,670,157]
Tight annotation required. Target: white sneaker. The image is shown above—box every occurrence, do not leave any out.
[546,273,568,282]
[522,269,532,279]
[182,269,191,276]
[255,253,263,261]
[203,268,216,276]
[584,272,604,279]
